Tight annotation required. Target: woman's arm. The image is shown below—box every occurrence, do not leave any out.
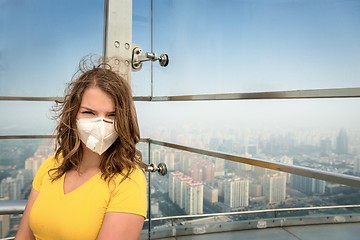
[97,212,144,240]
[15,188,38,240]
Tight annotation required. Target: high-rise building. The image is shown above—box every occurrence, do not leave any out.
[168,171,183,203]
[291,175,325,194]
[336,128,349,155]
[0,177,21,200]
[179,153,192,175]
[354,155,360,175]
[263,174,286,204]
[203,160,215,184]
[224,176,249,208]
[150,200,160,216]
[249,183,262,197]
[215,176,225,198]
[190,162,203,182]
[24,157,41,179]
[320,138,332,156]
[176,175,192,208]
[15,170,32,191]
[164,152,175,171]
[214,158,225,176]
[0,215,10,238]
[169,171,196,211]
[203,183,218,203]
[253,166,266,176]
[152,148,165,166]
[184,181,203,215]
[34,143,53,158]
[279,156,293,183]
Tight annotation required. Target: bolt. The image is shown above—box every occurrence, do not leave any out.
[135,48,142,54]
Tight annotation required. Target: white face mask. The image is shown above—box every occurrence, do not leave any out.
[77,117,118,155]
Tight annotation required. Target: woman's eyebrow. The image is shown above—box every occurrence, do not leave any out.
[79,106,95,111]
[79,107,115,114]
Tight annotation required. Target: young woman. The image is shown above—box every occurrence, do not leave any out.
[15,57,147,240]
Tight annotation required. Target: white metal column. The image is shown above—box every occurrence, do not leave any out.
[103,0,132,83]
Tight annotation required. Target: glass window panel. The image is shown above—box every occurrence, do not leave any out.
[136,98,360,176]
[0,101,55,135]
[0,138,54,236]
[146,146,360,227]
[0,139,54,198]
[132,0,151,96]
[137,141,151,235]
[152,0,360,95]
[0,0,103,97]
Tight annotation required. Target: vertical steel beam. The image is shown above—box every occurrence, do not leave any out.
[103,0,132,84]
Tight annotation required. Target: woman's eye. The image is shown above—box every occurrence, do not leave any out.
[82,111,95,115]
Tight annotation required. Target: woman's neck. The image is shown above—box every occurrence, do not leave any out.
[77,147,101,174]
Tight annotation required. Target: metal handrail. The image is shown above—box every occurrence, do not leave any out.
[0,96,61,101]
[0,200,359,221]
[146,204,360,222]
[1,87,360,102]
[136,87,360,101]
[0,135,55,139]
[0,200,26,215]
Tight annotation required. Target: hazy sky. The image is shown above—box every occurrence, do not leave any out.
[151,0,360,94]
[0,0,360,136]
[138,0,360,135]
[0,0,103,97]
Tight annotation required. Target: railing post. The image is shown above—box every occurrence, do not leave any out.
[148,140,152,239]
[103,0,132,84]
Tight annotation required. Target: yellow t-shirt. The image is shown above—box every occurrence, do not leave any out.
[29,155,147,240]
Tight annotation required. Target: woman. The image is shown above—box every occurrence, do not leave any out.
[15,57,147,240]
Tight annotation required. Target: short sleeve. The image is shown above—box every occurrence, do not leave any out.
[107,168,147,218]
[32,155,57,192]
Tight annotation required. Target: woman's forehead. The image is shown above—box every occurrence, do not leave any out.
[80,87,115,111]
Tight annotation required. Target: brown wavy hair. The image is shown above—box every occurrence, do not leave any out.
[51,56,141,183]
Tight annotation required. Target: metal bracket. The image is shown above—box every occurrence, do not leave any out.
[140,162,168,176]
[132,46,169,71]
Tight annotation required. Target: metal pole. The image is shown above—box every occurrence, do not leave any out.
[103,0,132,84]
[147,140,152,239]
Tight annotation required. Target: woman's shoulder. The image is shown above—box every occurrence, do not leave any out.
[106,166,147,217]
[112,166,146,186]
[41,153,62,168]
[128,166,146,178]
[35,154,63,176]
[32,154,63,191]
